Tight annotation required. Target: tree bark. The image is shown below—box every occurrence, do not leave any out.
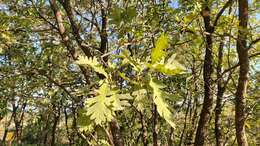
[49,0,90,84]
[235,0,249,145]
[42,114,50,145]
[167,128,174,146]
[186,66,199,145]
[64,107,73,145]
[140,112,148,146]
[194,5,214,146]
[1,106,16,144]
[215,40,224,146]
[98,2,124,145]
[152,103,158,146]
[58,0,92,57]
[51,104,60,146]
[15,101,27,145]
[100,4,108,57]
[109,119,124,146]
[179,91,191,146]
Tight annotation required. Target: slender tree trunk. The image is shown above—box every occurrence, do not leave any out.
[215,40,224,146]
[64,107,73,145]
[152,103,158,146]
[100,4,108,56]
[2,129,8,144]
[98,2,124,145]
[16,101,27,145]
[51,115,59,146]
[71,106,78,143]
[11,101,18,143]
[179,90,191,146]
[167,128,174,146]
[110,119,124,146]
[105,127,115,146]
[235,0,249,145]
[58,0,92,57]
[49,0,90,83]
[140,112,148,146]
[194,5,214,146]
[2,108,16,144]
[43,114,50,145]
[186,98,198,145]
[186,66,199,145]
[51,103,60,146]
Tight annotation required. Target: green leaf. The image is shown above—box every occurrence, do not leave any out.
[110,7,123,25]
[110,6,137,25]
[78,109,93,132]
[163,54,186,73]
[149,78,175,128]
[121,49,142,72]
[85,82,132,125]
[151,34,169,63]
[76,56,108,78]
[87,97,113,125]
[124,6,137,22]
[86,83,113,125]
[110,93,132,110]
[132,89,148,112]
[148,54,186,75]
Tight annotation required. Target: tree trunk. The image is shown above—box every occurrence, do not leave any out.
[64,107,73,145]
[58,0,92,57]
[98,2,124,145]
[167,128,174,146]
[186,67,199,145]
[51,104,60,146]
[15,101,27,145]
[140,112,148,146]
[49,0,90,83]
[109,119,124,146]
[194,5,214,146]
[2,108,16,144]
[152,103,158,146]
[42,114,50,145]
[215,40,224,146]
[51,116,59,146]
[235,0,249,145]
[179,91,191,146]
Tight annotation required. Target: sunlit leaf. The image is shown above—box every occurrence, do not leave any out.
[148,54,186,75]
[149,78,175,128]
[151,34,169,63]
[76,56,108,78]
[110,93,132,110]
[85,82,132,125]
[78,109,94,132]
[132,89,148,112]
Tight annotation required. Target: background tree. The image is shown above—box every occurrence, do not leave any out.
[0,0,259,146]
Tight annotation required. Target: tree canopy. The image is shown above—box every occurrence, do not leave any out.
[0,0,259,146]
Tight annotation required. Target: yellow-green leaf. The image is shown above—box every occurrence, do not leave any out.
[149,54,186,75]
[76,56,108,78]
[149,78,175,128]
[85,82,132,125]
[151,34,169,63]
[86,83,113,125]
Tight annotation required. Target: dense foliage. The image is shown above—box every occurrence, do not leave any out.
[0,0,259,146]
